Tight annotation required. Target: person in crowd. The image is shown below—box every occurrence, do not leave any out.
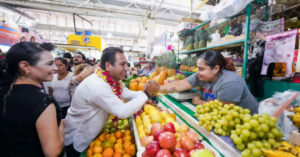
[0,42,65,157]
[139,61,155,77]
[49,57,73,118]
[69,58,74,70]
[69,62,99,98]
[85,59,92,66]
[126,63,132,78]
[0,49,3,60]
[64,47,160,156]
[72,52,86,71]
[136,64,143,75]
[159,50,258,115]
[63,53,72,63]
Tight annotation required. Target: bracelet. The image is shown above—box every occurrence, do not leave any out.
[143,90,151,99]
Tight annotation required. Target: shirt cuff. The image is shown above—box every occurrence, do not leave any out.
[143,90,150,99]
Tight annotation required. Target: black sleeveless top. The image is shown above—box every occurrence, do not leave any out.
[0,84,63,157]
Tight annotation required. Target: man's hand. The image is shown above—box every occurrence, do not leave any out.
[144,80,160,95]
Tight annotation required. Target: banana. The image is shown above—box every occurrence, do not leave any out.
[294,106,300,113]
[288,115,300,127]
[294,145,300,154]
[275,146,298,156]
[263,150,297,157]
[281,141,299,156]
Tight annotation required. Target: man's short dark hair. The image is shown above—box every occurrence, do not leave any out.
[76,52,86,61]
[63,53,72,59]
[136,64,141,68]
[85,59,92,65]
[100,47,124,70]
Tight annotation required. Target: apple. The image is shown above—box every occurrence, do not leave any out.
[189,149,198,156]
[191,149,215,157]
[179,132,187,137]
[164,123,176,133]
[158,132,177,150]
[194,142,205,150]
[155,149,172,157]
[175,142,181,149]
[179,136,194,152]
[141,136,149,147]
[151,123,164,135]
[186,132,198,142]
[174,133,182,141]
[172,148,188,157]
[145,136,154,146]
[146,141,161,156]
[180,124,189,133]
[154,130,165,141]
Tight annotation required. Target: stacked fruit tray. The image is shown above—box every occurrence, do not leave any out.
[131,102,221,157]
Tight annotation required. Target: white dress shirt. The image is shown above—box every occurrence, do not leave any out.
[65,73,148,152]
[50,72,73,108]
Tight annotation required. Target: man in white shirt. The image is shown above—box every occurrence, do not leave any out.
[71,52,86,72]
[65,47,159,156]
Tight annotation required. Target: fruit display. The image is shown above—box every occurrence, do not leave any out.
[129,76,149,91]
[195,100,284,157]
[123,74,138,88]
[179,56,197,72]
[288,106,300,130]
[263,141,300,157]
[133,102,219,157]
[101,115,130,134]
[86,130,136,157]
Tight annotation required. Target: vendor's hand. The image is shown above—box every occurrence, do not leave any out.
[144,80,160,95]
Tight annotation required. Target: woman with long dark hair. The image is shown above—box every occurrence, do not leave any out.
[0,42,65,156]
[159,50,258,115]
[49,57,73,118]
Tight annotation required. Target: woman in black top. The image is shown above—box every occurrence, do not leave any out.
[0,42,65,156]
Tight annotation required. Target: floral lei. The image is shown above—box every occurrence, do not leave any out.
[95,66,123,99]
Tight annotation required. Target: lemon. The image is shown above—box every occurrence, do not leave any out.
[165,117,175,123]
[143,120,151,126]
[139,131,146,139]
[144,124,152,135]
[141,112,147,119]
[160,111,169,119]
[169,113,176,121]
[136,121,143,128]
[150,113,163,124]
[135,117,141,124]
[138,125,144,133]
[143,115,150,121]
[149,110,159,117]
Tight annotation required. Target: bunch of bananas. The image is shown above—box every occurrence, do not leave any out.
[263,141,300,157]
[287,106,300,129]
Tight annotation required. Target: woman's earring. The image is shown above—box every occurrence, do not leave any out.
[25,71,30,77]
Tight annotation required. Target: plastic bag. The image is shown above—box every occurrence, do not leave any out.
[227,24,243,36]
[199,0,253,21]
[280,110,298,140]
[258,90,299,116]
[210,30,221,42]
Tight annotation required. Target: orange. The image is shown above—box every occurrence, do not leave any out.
[124,130,131,136]
[113,153,122,157]
[106,134,110,140]
[123,141,131,150]
[129,82,138,91]
[102,148,114,157]
[114,143,123,150]
[123,135,131,142]
[122,154,131,157]
[108,136,117,144]
[99,134,107,141]
[94,141,102,147]
[102,140,114,149]
[115,148,125,155]
[116,138,123,144]
[93,146,103,154]
[89,141,95,149]
[115,131,123,139]
[125,145,136,156]
[87,149,93,156]
[93,154,103,157]
[110,133,115,137]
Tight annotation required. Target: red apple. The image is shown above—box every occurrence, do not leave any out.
[179,132,186,137]
[158,132,177,150]
[142,151,152,157]
[194,142,205,150]
[172,148,189,157]
[179,136,194,152]
[188,149,198,156]
[180,125,189,133]
[155,149,172,157]
[141,135,149,147]
[145,136,154,146]
[186,132,198,142]
[164,123,176,133]
[146,141,161,156]
[154,130,165,141]
[151,123,164,135]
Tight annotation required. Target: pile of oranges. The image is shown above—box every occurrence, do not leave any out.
[129,76,149,91]
[86,130,136,157]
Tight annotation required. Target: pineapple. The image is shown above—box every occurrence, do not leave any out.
[184,57,190,71]
[160,53,167,73]
[187,36,194,51]
[155,56,161,73]
[167,52,177,77]
[194,31,200,50]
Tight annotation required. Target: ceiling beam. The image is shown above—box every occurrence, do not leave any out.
[0,2,35,20]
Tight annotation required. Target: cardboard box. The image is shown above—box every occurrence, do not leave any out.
[179,17,202,24]
[178,22,199,34]
[289,130,300,146]
[70,40,79,46]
